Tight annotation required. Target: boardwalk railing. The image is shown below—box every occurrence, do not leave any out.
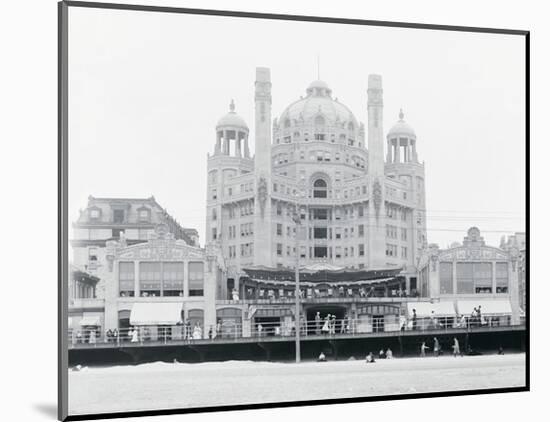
[68,314,524,348]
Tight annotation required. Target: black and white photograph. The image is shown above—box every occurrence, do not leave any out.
[57,1,528,420]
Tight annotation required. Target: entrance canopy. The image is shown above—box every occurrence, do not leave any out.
[130,302,183,326]
[406,301,456,318]
[456,299,512,316]
[242,265,402,285]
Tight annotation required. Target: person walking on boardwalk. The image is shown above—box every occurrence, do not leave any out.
[184,320,191,340]
[340,314,347,334]
[429,311,437,330]
[399,314,407,331]
[315,312,321,335]
[321,315,330,335]
[452,337,461,357]
[420,341,429,357]
[130,327,139,343]
[216,320,222,339]
[89,329,96,344]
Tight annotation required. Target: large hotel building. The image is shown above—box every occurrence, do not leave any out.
[207,69,427,300]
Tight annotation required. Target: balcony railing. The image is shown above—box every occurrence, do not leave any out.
[216,297,424,306]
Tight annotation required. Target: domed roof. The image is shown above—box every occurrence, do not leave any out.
[216,100,249,130]
[279,80,358,128]
[388,109,416,137]
[307,79,330,90]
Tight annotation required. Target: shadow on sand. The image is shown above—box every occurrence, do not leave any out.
[33,403,57,419]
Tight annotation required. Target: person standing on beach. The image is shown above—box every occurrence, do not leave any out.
[420,341,429,357]
[433,337,440,356]
[452,337,461,357]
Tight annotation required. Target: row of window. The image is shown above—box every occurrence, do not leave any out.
[296,170,365,184]
[275,203,367,220]
[274,149,366,167]
[225,202,254,219]
[118,261,204,297]
[386,225,408,241]
[386,205,409,221]
[216,224,255,241]
[276,244,367,259]
[386,187,408,201]
[275,131,362,147]
[208,169,252,185]
[439,262,509,294]
[385,244,408,259]
[88,207,151,223]
[282,117,356,130]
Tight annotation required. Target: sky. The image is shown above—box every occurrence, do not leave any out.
[67,7,526,248]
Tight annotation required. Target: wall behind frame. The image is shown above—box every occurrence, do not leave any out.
[1,0,544,422]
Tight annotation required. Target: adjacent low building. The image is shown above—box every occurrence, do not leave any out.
[501,232,527,312]
[416,227,522,325]
[70,223,224,342]
[69,196,205,340]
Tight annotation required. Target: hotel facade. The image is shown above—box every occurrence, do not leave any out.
[206,68,427,301]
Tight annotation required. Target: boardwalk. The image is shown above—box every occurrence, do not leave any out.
[69,325,525,350]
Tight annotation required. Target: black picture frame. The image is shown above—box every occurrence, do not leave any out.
[58,2,530,420]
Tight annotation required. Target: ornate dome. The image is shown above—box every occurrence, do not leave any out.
[388,109,416,137]
[278,80,359,129]
[216,100,249,131]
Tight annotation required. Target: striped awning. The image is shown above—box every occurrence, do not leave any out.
[79,316,101,326]
[242,265,403,283]
[130,303,183,326]
[456,299,512,315]
[407,301,456,318]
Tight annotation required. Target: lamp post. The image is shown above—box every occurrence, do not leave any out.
[292,199,302,363]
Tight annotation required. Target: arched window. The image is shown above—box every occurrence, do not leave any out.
[348,122,355,131]
[313,179,328,198]
[314,115,325,126]
[284,118,291,128]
